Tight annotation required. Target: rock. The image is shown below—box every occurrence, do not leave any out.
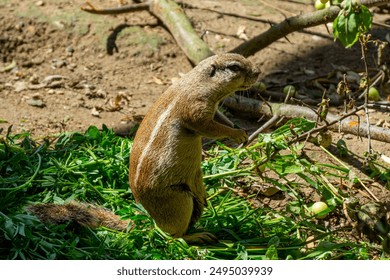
[26,95,45,107]
[52,21,65,30]
[67,63,77,70]
[29,74,40,84]
[66,46,74,57]
[14,81,27,92]
[66,46,74,53]
[51,59,66,68]
[96,89,107,98]
[14,22,25,32]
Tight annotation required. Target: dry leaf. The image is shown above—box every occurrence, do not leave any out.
[91,107,100,117]
[237,25,249,41]
[153,76,164,85]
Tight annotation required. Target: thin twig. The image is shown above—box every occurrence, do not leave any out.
[357,71,384,99]
[288,105,365,145]
[359,35,373,155]
[81,1,151,14]
[240,114,281,148]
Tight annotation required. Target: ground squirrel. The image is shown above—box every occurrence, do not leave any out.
[28,53,260,243]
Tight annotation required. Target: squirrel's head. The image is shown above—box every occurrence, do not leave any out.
[196,53,261,99]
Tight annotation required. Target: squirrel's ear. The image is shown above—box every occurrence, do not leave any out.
[209,64,216,77]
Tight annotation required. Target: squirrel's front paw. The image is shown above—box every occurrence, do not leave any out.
[232,129,248,144]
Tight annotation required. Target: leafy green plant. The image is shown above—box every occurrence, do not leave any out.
[0,120,388,260]
[333,0,373,47]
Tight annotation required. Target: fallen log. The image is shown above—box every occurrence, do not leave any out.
[224,95,390,143]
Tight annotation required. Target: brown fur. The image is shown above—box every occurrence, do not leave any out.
[27,202,130,231]
[28,54,260,244]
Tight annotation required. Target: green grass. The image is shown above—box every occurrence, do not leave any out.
[0,120,389,260]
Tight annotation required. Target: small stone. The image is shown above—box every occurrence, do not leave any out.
[15,22,25,31]
[26,95,45,107]
[66,46,74,53]
[66,46,74,57]
[14,81,27,92]
[96,89,107,98]
[52,21,65,30]
[31,57,44,65]
[51,59,66,68]
[29,74,40,84]
[35,1,44,6]
[67,63,77,70]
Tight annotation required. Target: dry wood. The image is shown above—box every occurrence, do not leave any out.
[82,0,214,64]
[82,0,390,62]
[232,0,390,57]
[224,95,390,143]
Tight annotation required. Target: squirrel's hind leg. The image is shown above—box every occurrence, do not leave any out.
[140,184,217,244]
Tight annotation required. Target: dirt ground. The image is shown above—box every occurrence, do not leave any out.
[0,0,388,140]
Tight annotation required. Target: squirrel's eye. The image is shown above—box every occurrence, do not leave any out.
[227,64,242,72]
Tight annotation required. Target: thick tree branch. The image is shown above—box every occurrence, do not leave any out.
[232,0,390,57]
[223,95,390,143]
[232,6,340,56]
[82,0,390,63]
[82,0,214,64]
[149,0,214,65]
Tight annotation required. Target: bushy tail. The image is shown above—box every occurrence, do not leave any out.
[27,201,131,231]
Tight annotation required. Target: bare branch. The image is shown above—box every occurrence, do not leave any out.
[81,1,150,14]
[224,94,390,143]
[231,0,390,57]
[82,0,390,63]
[149,0,214,65]
[82,0,214,65]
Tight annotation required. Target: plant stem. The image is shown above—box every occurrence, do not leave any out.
[359,35,373,155]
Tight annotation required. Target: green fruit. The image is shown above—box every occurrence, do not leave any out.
[320,0,329,3]
[283,85,296,96]
[253,81,267,93]
[368,87,381,101]
[314,0,326,10]
[312,201,329,219]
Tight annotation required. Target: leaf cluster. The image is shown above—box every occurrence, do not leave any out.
[333,0,372,47]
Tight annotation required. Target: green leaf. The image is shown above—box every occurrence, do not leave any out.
[265,244,278,260]
[333,2,373,48]
[87,126,101,141]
